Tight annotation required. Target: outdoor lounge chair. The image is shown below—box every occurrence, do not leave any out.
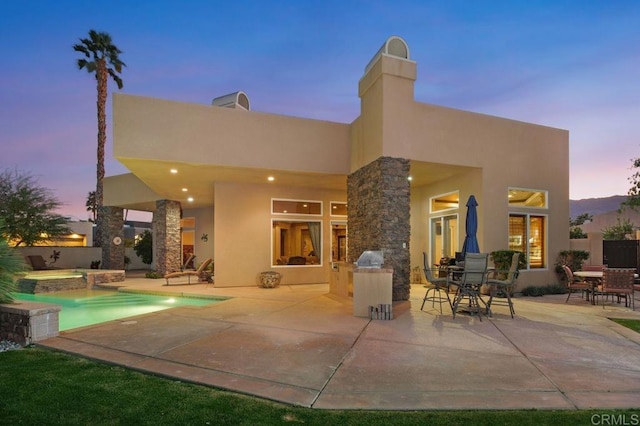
[164,258,213,285]
[181,254,196,270]
[27,255,56,270]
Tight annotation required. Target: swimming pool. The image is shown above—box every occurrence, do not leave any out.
[15,290,227,331]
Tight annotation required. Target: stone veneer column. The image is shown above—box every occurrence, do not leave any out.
[347,157,411,300]
[101,206,124,270]
[153,200,182,276]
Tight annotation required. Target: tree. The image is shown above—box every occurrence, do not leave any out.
[569,213,592,239]
[74,30,125,247]
[602,217,635,240]
[134,230,153,265]
[0,169,71,246]
[0,220,27,303]
[621,157,640,212]
[86,191,97,222]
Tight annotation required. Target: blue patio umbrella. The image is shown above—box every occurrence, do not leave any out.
[461,195,480,256]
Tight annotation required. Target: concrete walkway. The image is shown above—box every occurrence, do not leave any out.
[38,276,640,410]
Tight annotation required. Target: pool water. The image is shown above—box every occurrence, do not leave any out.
[15,290,226,331]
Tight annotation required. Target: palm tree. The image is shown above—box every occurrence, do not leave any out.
[86,190,97,222]
[73,30,125,247]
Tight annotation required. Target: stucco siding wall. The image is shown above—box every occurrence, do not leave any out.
[182,206,215,269]
[213,181,346,287]
[113,94,351,175]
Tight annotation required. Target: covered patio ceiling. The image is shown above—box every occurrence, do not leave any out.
[113,158,475,212]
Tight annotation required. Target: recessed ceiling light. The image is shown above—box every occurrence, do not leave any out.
[182,188,188,192]
[170,169,178,174]
[267,176,275,181]
[187,197,194,202]
[407,176,413,181]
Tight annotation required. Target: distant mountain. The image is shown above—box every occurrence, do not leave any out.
[570,195,627,219]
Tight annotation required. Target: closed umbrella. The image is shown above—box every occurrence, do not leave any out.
[461,195,480,256]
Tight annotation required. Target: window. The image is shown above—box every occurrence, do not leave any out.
[430,191,459,213]
[272,199,322,215]
[330,202,347,216]
[331,221,347,261]
[509,214,546,269]
[508,188,547,208]
[430,214,458,266]
[272,220,322,267]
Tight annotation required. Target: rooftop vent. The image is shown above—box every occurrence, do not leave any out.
[364,36,411,74]
[211,91,250,111]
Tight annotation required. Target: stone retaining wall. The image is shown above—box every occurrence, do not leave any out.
[0,302,61,345]
[17,270,126,294]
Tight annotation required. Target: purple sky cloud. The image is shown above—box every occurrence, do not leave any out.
[1,0,639,221]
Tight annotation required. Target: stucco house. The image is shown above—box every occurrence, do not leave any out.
[104,36,569,298]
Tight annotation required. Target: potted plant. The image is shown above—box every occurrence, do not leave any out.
[259,271,282,288]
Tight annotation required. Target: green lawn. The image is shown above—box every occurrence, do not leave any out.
[1,347,637,425]
[611,317,640,333]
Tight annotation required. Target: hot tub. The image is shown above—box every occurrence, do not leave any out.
[17,269,126,294]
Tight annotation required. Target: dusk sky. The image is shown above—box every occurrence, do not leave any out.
[2,1,639,221]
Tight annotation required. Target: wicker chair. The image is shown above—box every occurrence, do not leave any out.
[598,268,635,310]
[562,265,591,303]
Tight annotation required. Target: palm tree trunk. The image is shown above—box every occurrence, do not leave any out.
[95,59,108,248]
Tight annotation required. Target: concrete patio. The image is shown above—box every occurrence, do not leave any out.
[37,274,640,410]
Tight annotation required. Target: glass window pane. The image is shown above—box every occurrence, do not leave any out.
[508,215,526,252]
[272,199,322,215]
[272,220,322,266]
[509,214,546,269]
[508,188,547,208]
[430,192,459,213]
[529,216,545,268]
[330,202,347,216]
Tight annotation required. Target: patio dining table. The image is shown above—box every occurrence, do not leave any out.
[447,264,494,319]
[573,270,639,305]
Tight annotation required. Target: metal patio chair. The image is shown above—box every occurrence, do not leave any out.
[421,252,452,314]
[485,252,519,318]
[451,252,489,321]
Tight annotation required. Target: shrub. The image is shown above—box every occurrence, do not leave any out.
[521,284,566,297]
[0,226,26,303]
[490,250,527,274]
[555,250,590,274]
[145,271,163,279]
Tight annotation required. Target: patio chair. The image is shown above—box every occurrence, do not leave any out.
[485,252,519,318]
[562,265,591,303]
[181,254,196,271]
[421,252,452,314]
[164,258,213,286]
[451,252,489,321]
[27,255,56,270]
[598,268,635,310]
